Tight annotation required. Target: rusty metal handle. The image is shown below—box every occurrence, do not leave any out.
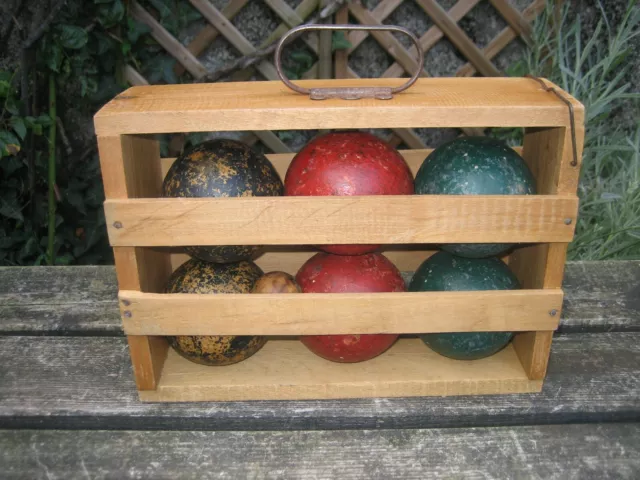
[275,24,424,100]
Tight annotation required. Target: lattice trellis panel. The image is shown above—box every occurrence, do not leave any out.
[335,0,546,148]
[124,0,329,154]
[122,0,547,153]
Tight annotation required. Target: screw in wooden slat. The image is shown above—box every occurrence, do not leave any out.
[113,221,123,229]
[123,311,132,318]
[564,218,572,225]
[549,309,558,317]
[121,299,130,306]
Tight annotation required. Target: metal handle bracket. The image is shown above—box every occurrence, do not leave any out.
[275,24,424,100]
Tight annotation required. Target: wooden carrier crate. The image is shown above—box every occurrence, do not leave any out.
[95,76,584,402]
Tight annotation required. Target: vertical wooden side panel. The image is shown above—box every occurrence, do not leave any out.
[512,122,581,380]
[98,134,171,391]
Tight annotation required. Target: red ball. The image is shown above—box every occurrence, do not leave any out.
[296,252,405,363]
[285,132,414,255]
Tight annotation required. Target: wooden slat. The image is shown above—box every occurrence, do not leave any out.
[489,0,533,46]
[1,332,638,427]
[3,424,638,478]
[93,78,581,135]
[2,262,638,335]
[174,0,249,77]
[123,65,149,86]
[130,1,208,79]
[383,0,481,79]
[416,0,501,77]
[104,195,578,247]
[348,3,425,77]
[457,0,546,77]
[189,0,279,80]
[347,0,404,53]
[140,339,541,401]
[97,135,171,391]
[265,0,305,27]
[119,289,562,335]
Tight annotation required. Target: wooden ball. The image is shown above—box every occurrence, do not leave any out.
[252,271,301,294]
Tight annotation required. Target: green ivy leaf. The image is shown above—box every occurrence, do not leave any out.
[10,117,27,140]
[47,43,63,72]
[58,24,89,49]
[0,74,11,97]
[65,189,86,215]
[0,190,24,222]
[127,17,151,43]
[332,31,352,51]
[97,0,125,28]
[0,130,21,156]
[95,32,114,55]
[5,95,20,115]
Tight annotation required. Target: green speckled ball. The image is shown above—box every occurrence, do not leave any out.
[409,251,519,360]
[163,139,284,263]
[415,136,536,258]
[166,258,266,366]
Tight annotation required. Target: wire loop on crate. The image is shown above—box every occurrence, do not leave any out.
[525,75,580,167]
[275,24,424,100]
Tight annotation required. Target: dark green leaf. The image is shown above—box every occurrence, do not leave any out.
[121,41,131,56]
[58,24,89,49]
[162,58,178,84]
[0,75,11,97]
[18,236,40,261]
[0,130,20,156]
[47,44,63,72]
[332,32,351,51]
[65,190,86,214]
[95,32,114,55]
[98,0,125,28]
[10,117,27,140]
[5,95,20,115]
[36,115,53,127]
[149,0,172,19]
[55,252,75,265]
[290,51,314,70]
[0,191,24,222]
[127,17,151,43]
[0,156,24,176]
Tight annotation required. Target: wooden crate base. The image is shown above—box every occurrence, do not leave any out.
[139,338,542,402]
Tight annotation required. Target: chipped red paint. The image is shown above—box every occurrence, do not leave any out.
[284,132,414,255]
[296,252,405,363]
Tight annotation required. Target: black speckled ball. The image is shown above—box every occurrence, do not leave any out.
[166,258,266,366]
[163,139,284,263]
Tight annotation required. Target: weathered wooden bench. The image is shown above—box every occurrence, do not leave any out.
[1,261,639,478]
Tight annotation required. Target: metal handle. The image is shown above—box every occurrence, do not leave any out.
[275,24,424,100]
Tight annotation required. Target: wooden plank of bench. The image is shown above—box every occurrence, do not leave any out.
[0,333,638,430]
[0,261,637,335]
[1,423,638,478]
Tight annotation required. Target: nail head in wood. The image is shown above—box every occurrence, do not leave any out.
[549,309,558,317]
[122,299,130,306]
[123,310,132,318]
[113,221,123,229]
[564,218,572,225]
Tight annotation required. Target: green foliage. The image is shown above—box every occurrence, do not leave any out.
[0,71,110,265]
[525,0,640,260]
[332,31,352,51]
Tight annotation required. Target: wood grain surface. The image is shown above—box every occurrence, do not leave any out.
[0,332,637,429]
[119,289,561,335]
[0,261,637,335]
[104,195,578,246]
[2,424,638,479]
[93,78,583,135]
